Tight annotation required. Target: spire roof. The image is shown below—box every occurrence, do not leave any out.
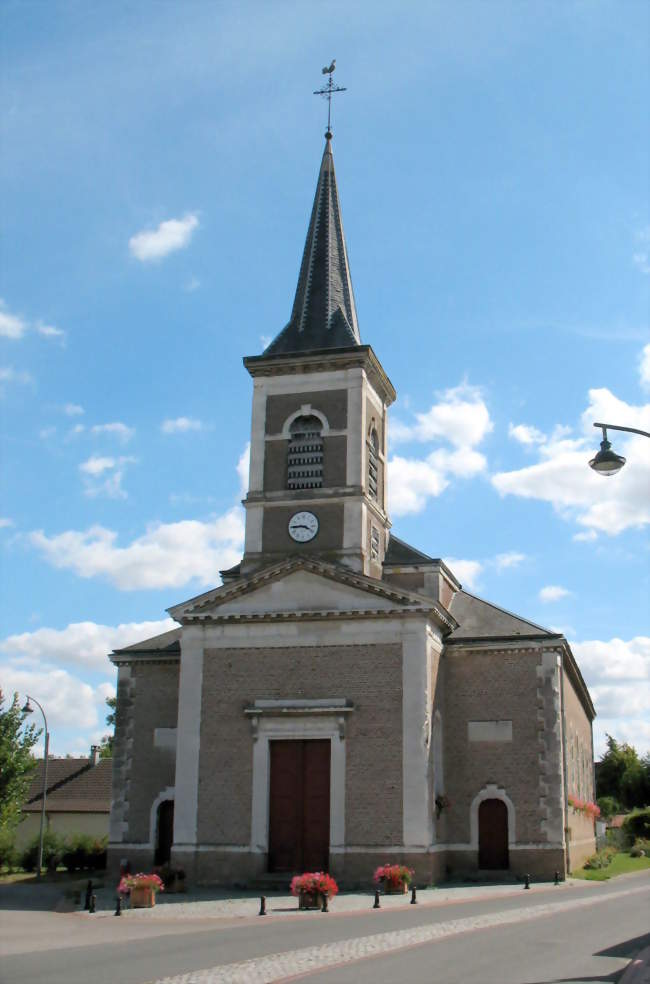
[263,135,361,356]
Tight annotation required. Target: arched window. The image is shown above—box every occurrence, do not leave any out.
[287,415,323,489]
[368,427,379,500]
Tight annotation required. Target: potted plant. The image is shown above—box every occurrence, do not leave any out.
[118,872,165,908]
[290,872,339,910]
[373,864,414,894]
[154,863,186,894]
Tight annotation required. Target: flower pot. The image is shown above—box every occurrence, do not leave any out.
[299,890,323,910]
[130,885,156,908]
[384,882,408,894]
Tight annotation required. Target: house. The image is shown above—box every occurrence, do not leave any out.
[18,747,112,848]
[107,130,596,885]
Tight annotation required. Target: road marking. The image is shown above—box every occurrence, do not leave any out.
[148,883,649,984]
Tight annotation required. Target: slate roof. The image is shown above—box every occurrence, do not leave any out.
[447,590,558,642]
[263,136,361,356]
[112,628,181,655]
[383,535,437,567]
[24,757,112,814]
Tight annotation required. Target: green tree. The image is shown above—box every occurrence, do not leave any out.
[596,735,650,809]
[99,695,117,759]
[0,690,40,832]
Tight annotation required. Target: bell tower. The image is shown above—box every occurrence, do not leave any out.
[241,132,395,578]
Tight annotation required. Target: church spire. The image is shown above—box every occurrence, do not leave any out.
[263,134,361,356]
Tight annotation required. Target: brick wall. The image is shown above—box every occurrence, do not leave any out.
[120,661,179,843]
[563,668,596,869]
[443,647,544,844]
[197,643,403,846]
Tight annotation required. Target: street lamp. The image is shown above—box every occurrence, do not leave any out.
[589,422,650,476]
[21,696,49,881]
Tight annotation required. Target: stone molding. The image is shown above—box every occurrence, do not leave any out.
[469,783,517,849]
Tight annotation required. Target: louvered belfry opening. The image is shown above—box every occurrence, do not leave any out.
[368,428,379,500]
[287,415,323,489]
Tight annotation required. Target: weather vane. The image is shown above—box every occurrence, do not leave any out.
[313,60,346,137]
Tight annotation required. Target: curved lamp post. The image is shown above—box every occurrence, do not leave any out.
[589,422,650,476]
[21,696,49,881]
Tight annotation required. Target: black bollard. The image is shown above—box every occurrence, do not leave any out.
[84,880,93,910]
[410,885,417,904]
[258,895,266,916]
[89,894,96,914]
[321,893,329,913]
[114,895,122,916]
[524,874,531,889]
[373,889,381,909]
[554,870,560,886]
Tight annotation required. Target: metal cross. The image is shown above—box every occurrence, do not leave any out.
[313,60,346,136]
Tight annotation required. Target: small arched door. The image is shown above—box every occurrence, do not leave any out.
[155,800,174,865]
[478,798,509,869]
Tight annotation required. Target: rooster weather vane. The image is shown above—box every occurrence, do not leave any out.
[313,60,346,137]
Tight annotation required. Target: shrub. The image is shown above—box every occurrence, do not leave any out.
[0,827,18,870]
[21,830,63,872]
[583,847,617,870]
[596,796,620,819]
[630,837,650,858]
[61,834,108,871]
[622,808,650,846]
[373,864,415,888]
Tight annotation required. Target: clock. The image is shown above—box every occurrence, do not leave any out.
[288,511,319,542]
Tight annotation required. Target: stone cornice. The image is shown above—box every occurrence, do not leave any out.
[110,653,180,667]
[243,345,396,406]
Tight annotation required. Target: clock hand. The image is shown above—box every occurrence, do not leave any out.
[290,524,309,530]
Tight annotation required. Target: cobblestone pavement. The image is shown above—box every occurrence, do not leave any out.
[145,882,649,984]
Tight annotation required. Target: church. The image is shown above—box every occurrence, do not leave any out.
[107,126,596,886]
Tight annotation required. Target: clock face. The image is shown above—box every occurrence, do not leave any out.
[288,511,319,543]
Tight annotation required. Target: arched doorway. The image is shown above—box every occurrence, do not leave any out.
[155,800,174,865]
[478,798,509,869]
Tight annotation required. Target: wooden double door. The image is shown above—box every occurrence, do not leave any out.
[268,739,331,873]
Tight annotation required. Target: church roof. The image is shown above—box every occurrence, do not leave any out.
[112,628,181,655]
[447,590,559,642]
[384,535,437,567]
[263,135,361,356]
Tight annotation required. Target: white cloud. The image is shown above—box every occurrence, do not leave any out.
[29,507,245,590]
[493,381,650,536]
[444,558,483,590]
[39,426,57,440]
[79,455,117,476]
[37,321,65,341]
[64,403,84,416]
[571,636,650,757]
[237,443,250,494]
[493,551,526,571]
[183,275,201,292]
[91,421,135,443]
[640,343,650,392]
[573,530,598,543]
[387,383,492,515]
[508,423,546,446]
[129,213,199,262]
[633,227,650,275]
[0,517,13,529]
[78,455,136,499]
[0,618,175,671]
[391,383,493,448]
[0,301,28,339]
[0,664,101,733]
[539,585,570,602]
[161,416,204,434]
[0,366,33,386]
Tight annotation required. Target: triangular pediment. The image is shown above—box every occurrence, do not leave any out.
[168,558,457,630]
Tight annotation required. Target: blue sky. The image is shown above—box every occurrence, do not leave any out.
[1,0,648,760]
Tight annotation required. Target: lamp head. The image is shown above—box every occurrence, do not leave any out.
[589,437,626,476]
[21,698,33,716]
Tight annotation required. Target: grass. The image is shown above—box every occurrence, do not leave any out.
[0,866,106,886]
[571,851,650,881]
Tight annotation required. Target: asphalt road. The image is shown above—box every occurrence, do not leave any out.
[1,873,648,984]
